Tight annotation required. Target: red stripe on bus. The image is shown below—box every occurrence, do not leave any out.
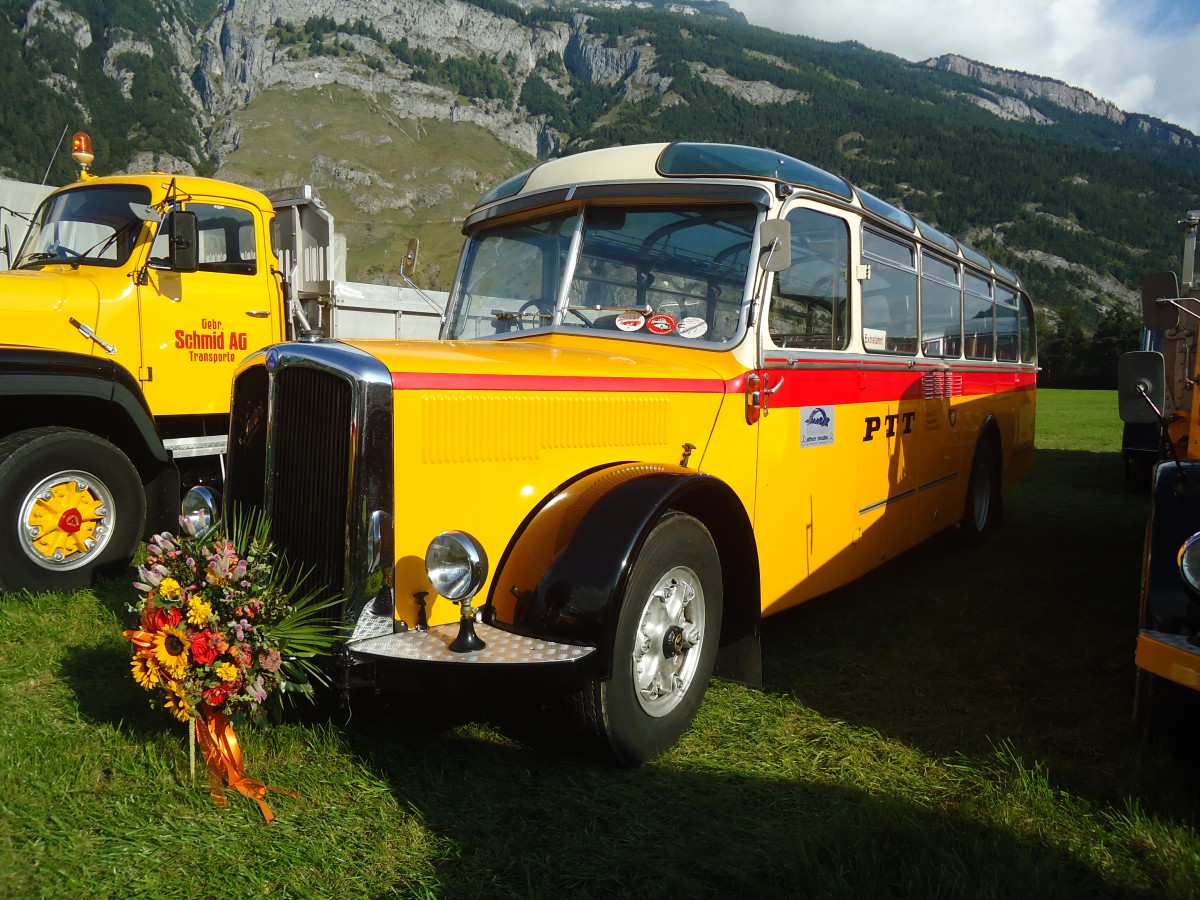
[389,372,730,393]
[389,367,1034,406]
[760,367,1035,408]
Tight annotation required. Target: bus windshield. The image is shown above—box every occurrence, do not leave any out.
[16,185,152,269]
[447,203,759,345]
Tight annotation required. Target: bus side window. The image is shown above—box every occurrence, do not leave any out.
[964,272,994,360]
[995,286,1019,361]
[920,254,962,358]
[862,229,917,355]
[768,208,850,350]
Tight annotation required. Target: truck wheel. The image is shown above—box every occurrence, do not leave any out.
[575,513,722,767]
[961,438,998,540]
[0,428,145,592]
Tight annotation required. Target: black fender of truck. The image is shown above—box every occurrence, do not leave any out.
[1141,460,1200,636]
[487,462,762,686]
[0,344,177,530]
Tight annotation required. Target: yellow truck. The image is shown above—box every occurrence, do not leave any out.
[0,134,444,592]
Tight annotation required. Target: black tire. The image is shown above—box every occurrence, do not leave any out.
[961,438,999,540]
[0,427,145,592]
[574,512,722,767]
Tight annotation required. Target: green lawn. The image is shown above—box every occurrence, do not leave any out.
[2,389,1197,898]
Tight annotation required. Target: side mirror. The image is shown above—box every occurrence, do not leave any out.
[402,237,419,279]
[166,210,198,273]
[1141,271,1180,332]
[1117,350,1166,424]
[758,219,791,272]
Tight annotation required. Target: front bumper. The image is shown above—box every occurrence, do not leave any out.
[1136,629,1200,690]
[341,604,599,693]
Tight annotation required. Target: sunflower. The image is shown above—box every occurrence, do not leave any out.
[130,652,163,690]
[153,624,190,679]
[163,680,194,722]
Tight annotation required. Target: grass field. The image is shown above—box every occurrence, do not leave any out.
[2,389,1198,898]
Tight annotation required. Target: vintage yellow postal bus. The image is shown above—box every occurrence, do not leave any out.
[215,142,1037,764]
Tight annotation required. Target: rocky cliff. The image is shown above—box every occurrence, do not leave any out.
[924,53,1199,151]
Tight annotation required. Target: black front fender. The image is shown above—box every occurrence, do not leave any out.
[1142,461,1200,635]
[488,462,760,683]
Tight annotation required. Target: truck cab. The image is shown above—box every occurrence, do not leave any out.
[0,134,445,593]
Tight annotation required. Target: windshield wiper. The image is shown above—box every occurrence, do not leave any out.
[493,309,553,320]
[17,252,60,269]
[70,219,141,267]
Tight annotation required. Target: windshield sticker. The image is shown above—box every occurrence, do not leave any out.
[647,313,677,335]
[615,312,646,332]
[801,406,835,447]
[863,327,887,352]
[678,317,708,339]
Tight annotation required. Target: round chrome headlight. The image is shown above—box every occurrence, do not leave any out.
[180,486,221,539]
[425,531,488,601]
[1179,533,1200,594]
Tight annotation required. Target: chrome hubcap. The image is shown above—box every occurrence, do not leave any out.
[631,565,705,717]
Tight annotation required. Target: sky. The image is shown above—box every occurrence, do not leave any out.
[725,0,1200,135]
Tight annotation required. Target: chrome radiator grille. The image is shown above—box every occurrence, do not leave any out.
[226,343,395,621]
[269,366,353,599]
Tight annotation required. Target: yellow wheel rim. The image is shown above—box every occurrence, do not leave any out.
[20,470,113,569]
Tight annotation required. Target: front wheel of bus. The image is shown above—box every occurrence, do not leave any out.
[962,439,998,541]
[576,513,722,767]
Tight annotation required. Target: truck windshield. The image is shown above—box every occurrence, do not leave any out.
[16,185,152,269]
[447,203,759,345]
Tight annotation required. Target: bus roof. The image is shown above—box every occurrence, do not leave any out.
[472,142,1022,290]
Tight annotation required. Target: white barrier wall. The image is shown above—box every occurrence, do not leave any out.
[0,178,55,270]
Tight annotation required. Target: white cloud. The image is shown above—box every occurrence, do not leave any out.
[725,0,1200,134]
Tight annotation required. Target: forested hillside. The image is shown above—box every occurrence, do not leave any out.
[3,0,1198,386]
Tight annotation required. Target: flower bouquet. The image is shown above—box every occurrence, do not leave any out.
[124,509,340,821]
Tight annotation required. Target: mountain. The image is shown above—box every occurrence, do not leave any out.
[4,0,1199,387]
[924,54,1200,153]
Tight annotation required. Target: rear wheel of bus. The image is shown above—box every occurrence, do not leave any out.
[575,512,722,767]
[962,437,999,540]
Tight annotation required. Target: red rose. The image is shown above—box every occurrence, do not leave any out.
[190,630,223,665]
[151,605,182,631]
[203,684,230,707]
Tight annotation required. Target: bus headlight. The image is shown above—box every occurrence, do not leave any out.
[425,531,488,601]
[1178,533,1200,593]
[181,486,221,539]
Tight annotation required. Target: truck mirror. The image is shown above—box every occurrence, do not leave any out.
[402,237,419,279]
[167,210,199,273]
[1117,350,1166,424]
[758,219,791,272]
[1141,271,1180,332]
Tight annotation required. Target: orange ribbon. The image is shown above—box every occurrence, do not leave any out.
[122,628,155,652]
[193,705,296,823]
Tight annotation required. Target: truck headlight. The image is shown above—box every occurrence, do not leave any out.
[425,531,488,601]
[1179,533,1200,593]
